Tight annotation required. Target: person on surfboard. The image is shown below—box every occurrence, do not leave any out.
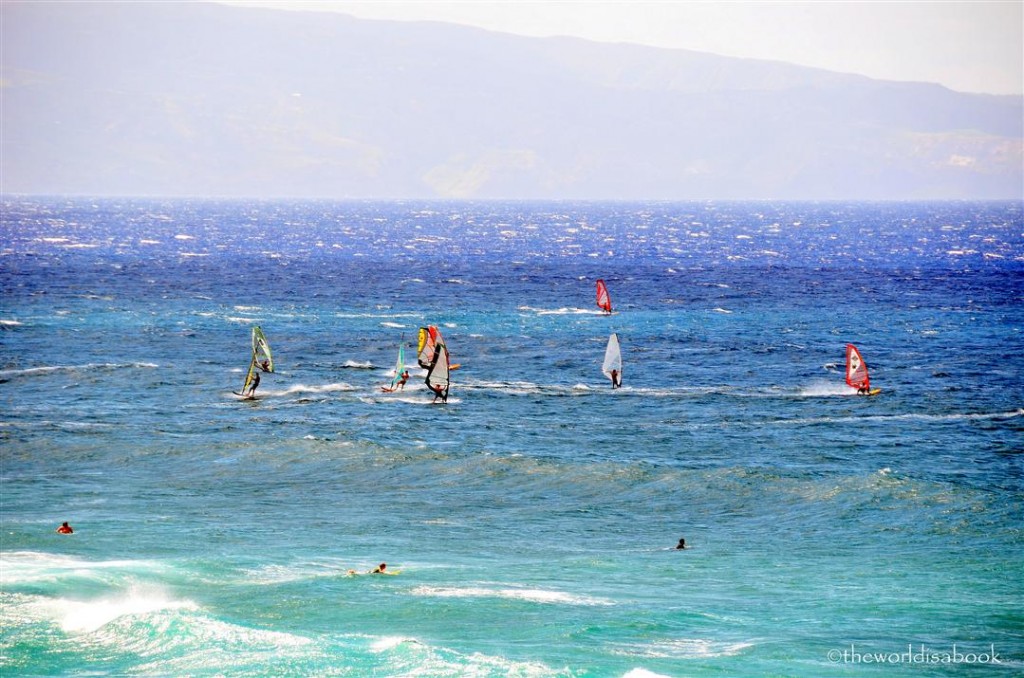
[429,382,448,403]
[382,371,410,393]
[370,563,388,574]
[245,369,261,398]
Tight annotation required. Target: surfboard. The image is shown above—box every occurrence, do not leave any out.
[345,569,401,576]
[232,391,257,400]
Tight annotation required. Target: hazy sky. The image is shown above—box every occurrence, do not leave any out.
[220,1,1023,96]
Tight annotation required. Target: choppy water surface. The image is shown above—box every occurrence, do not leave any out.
[2,198,1022,676]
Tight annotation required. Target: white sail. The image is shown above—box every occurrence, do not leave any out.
[602,333,622,386]
[425,342,451,401]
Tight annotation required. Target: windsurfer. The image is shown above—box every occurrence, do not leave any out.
[56,521,73,534]
[259,359,270,372]
[245,369,261,397]
[610,369,621,389]
[382,371,410,393]
[857,385,870,395]
[429,382,448,403]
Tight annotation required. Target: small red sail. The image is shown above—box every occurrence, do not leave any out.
[845,344,870,390]
[596,279,612,313]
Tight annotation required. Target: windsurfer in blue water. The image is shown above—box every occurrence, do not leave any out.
[429,382,448,403]
[610,369,621,389]
[245,369,261,397]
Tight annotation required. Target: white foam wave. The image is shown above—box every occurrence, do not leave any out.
[371,635,424,652]
[612,638,755,659]
[797,382,855,397]
[771,409,1024,427]
[519,306,603,316]
[380,321,405,328]
[0,552,169,586]
[623,670,673,678]
[0,362,159,379]
[0,319,23,326]
[340,360,375,369]
[410,585,613,606]
[45,587,198,633]
[361,632,562,676]
[270,383,356,396]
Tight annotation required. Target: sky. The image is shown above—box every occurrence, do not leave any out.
[219,1,1023,96]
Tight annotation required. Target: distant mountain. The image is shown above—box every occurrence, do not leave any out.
[2,1,1021,199]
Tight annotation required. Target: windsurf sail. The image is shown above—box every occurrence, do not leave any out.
[602,333,622,387]
[425,341,450,402]
[251,326,274,373]
[845,343,870,391]
[387,344,406,391]
[596,279,612,313]
[241,325,274,395]
[417,325,443,369]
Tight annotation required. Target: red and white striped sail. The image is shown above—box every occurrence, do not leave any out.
[596,279,612,313]
[845,344,870,390]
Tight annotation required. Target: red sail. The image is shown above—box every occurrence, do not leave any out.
[845,344,870,390]
[596,279,612,313]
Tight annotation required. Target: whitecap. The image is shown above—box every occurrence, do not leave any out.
[612,638,755,659]
[410,585,613,606]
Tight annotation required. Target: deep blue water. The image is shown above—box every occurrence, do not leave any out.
[2,198,1022,676]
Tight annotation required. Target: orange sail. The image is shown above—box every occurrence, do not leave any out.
[845,344,870,391]
[596,279,612,313]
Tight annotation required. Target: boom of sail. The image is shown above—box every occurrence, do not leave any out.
[596,279,612,313]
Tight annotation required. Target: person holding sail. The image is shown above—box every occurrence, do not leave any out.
[245,367,261,397]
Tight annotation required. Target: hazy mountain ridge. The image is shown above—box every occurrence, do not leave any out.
[2,1,1020,199]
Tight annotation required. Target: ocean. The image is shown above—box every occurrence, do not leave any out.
[2,197,1022,676]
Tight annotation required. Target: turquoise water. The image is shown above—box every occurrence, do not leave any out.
[2,198,1022,676]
